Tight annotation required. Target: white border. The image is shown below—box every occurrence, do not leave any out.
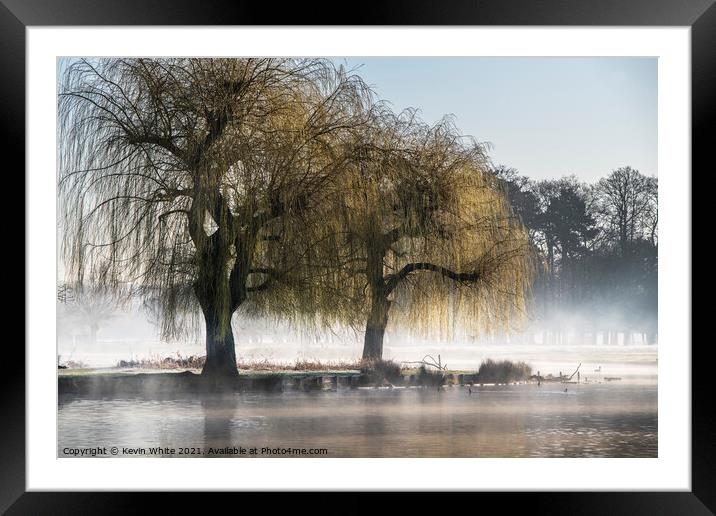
[27,27,690,491]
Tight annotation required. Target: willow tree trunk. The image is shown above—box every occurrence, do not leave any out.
[362,293,390,361]
[361,238,391,361]
[201,307,239,379]
[189,188,242,381]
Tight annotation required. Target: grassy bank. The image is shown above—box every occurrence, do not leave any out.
[58,356,535,398]
[112,355,363,373]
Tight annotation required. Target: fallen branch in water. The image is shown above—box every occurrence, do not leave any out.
[564,362,582,382]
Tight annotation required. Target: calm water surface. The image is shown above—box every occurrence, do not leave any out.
[58,379,657,458]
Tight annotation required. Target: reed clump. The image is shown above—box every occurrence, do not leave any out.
[476,359,532,384]
[416,365,446,386]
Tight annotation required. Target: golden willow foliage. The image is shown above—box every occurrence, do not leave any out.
[58,58,373,341]
[58,57,534,352]
[315,108,536,341]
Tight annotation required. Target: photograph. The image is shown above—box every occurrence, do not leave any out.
[56,56,658,459]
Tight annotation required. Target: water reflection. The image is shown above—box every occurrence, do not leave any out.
[202,397,233,453]
[59,380,657,458]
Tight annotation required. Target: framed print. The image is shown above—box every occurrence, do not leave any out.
[4,0,714,512]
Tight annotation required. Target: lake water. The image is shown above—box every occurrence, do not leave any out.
[58,378,657,458]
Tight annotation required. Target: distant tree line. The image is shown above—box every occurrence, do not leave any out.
[495,165,657,345]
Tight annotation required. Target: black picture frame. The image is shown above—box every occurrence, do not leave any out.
[4,0,712,512]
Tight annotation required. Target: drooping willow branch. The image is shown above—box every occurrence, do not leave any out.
[385,262,481,294]
[58,57,377,341]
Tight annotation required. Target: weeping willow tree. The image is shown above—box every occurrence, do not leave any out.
[321,109,535,360]
[58,58,372,379]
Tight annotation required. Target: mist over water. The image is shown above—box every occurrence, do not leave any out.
[59,382,656,458]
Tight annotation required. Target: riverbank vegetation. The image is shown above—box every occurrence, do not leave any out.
[60,355,537,392]
[114,354,363,372]
[476,359,532,384]
[58,357,538,397]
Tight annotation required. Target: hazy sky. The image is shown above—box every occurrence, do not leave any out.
[334,57,657,182]
[57,56,657,182]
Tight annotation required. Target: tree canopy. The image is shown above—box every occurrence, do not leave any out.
[316,109,534,358]
[59,57,535,375]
